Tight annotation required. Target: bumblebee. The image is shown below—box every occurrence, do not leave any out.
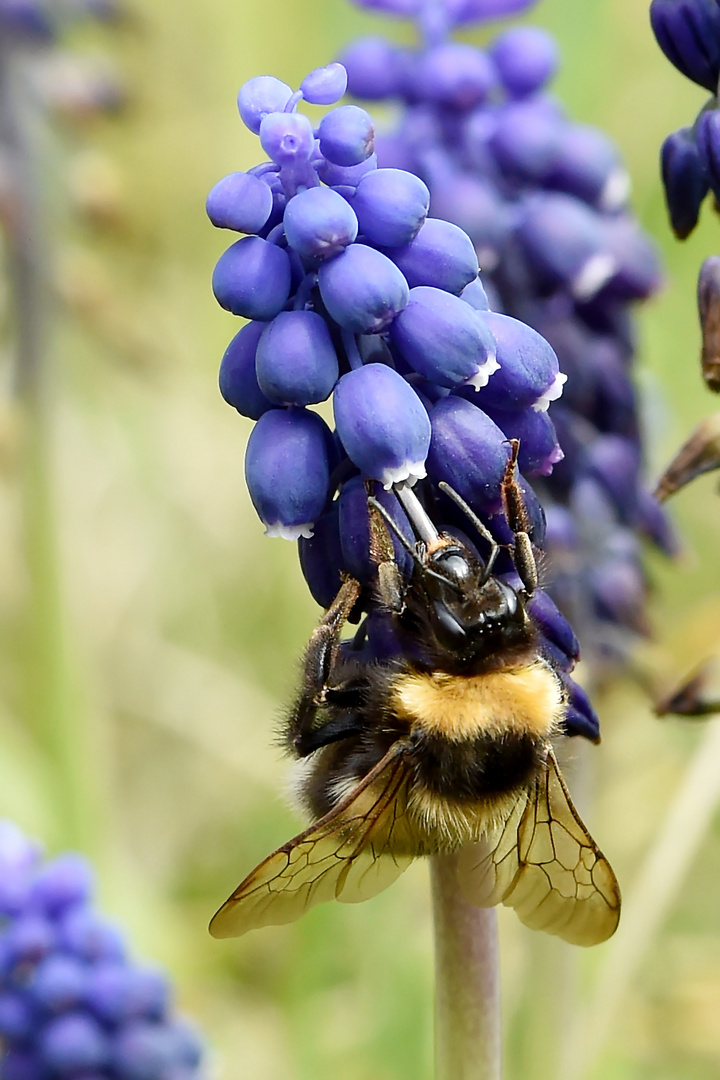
[211,443,620,947]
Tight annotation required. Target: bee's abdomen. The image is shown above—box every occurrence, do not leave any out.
[410,730,544,802]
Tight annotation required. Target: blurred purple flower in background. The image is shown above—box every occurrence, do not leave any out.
[336,0,672,676]
[0,821,206,1080]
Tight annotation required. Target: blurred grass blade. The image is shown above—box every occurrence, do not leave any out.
[654,412,720,501]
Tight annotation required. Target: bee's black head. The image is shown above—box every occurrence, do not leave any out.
[418,538,528,655]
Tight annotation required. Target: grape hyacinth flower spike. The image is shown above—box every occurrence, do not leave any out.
[339,0,670,675]
[0,821,206,1080]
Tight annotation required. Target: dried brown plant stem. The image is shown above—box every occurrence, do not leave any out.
[431,850,502,1080]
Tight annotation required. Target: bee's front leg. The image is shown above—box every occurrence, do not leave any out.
[288,576,367,757]
[502,439,538,596]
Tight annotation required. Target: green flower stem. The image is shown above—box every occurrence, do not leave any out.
[431,850,502,1080]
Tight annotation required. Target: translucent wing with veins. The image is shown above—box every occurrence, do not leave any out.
[209,742,414,938]
[458,746,620,946]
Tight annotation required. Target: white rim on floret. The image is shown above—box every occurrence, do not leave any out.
[532,371,568,413]
[465,354,501,391]
[264,521,315,540]
[571,252,617,301]
[599,167,631,213]
[380,460,427,490]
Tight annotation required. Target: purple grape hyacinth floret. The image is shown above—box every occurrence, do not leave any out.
[0,821,205,1080]
[208,60,602,738]
[336,0,671,674]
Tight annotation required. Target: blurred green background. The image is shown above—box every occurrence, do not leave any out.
[4,0,720,1077]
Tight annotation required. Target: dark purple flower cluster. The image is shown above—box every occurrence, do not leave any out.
[339,0,670,670]
[651,0,720,240]
[209,62,600,739]
[0,822,205,1080]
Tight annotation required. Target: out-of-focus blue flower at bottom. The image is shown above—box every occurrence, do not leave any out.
[0,822,206,1080]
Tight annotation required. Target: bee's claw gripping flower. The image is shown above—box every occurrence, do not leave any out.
[0,821,206,1080]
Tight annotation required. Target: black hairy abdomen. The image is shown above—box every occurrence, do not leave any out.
[410,731,543,801]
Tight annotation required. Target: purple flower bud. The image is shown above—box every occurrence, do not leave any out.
[212,236,292,320]
[528,590,579,664]
[283,186,358,261]
[427,397,510,512]
[602,217,663,300]
[351,168,429,248]
[490,99,563,183]
[318,243,409,333]
[259,111,315,167]
[562,676,600,741]
[474,311,565,412]
[300,63,348,105]
[585,435,640,524]
[30,854,94,914]
[695,108,720,202]
[40,1013,109,1073]
[425,174,511,270]
[237,75,293,134]
[219,321,274,420]
[490,26,558,97]
[650,0,720,91]
[112,1020,182,1080]
[255,310,339,406]
[298,505,345,609]
[57,908,126,961]
[317,152,378,189]
[333,365,431,487]
[5,915,55,966]
[236,75,293,133]
[481,404,563,476]
[245,408,331,538]
[548,125,629,211]
[339,37,407,100]
[591,555,648,636]
[414,43,496,109]
[0,993,35,1041]
[30,955,87,1012]
[517,193,616,300]
[339,477,413,583]
[389,217,479,294]
[318,105,375,167]
[0,1050,42,1080]
[460,277,490,310]
[206,171,274,234]
[391,286,498,389]
[661,126,709,239]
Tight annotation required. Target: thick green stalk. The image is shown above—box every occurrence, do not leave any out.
[431,851,502,1080]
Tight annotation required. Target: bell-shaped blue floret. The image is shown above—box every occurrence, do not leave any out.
[283,186,358,261]
[516,193,616,300]
[340,37,408,100]
[219,322,274,420]
[212,236,292,320]
[413,42,496,110]
[474,311,565,412]
[390,286,498,390]
[318,243,409,333]
[426,396,510,513]
[244,408,331,539]
[298,504,345,609]
[255,310,339,406]
[480,403,563,476]
[339,476,414,584]
[333,364,431,488]
[259,111,316,167]
[389,217,479,295]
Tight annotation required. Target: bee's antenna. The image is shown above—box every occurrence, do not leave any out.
[437,481,500,583]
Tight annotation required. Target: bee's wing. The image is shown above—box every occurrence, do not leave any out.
[458,746,620,946]
[209,742,414,938]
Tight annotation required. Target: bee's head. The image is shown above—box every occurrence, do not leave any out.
[420,538,528,651]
